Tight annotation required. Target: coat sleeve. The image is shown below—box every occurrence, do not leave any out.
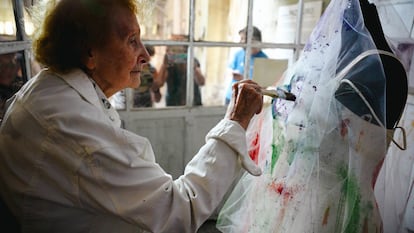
[77,118,246,233]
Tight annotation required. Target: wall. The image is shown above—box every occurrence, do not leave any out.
[119,107,227,179]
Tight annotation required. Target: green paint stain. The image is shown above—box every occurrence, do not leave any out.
[271,143,280,174]
[271,120,284,174]
[336,164,362,233]
[286,139,296,165]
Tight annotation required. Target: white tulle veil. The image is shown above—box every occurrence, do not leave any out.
[216,0,392,232]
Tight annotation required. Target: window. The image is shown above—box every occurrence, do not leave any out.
[120,0,328,110]
[1,0,329,113]
[0,0,40,118]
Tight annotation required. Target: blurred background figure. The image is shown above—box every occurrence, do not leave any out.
[157,34,205,106]
[225,26,268,105]
[133,45,161,108]
[0,53,23,118]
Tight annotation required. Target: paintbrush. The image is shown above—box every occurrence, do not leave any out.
[261,88,296,101]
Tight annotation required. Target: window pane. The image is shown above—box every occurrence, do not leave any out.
[197,46,233,106]
[252,0,287,44]
[0,1,17,41]
[300,1,323,43]
[252,0,323,44]
[132,45,187,108]
[131,45,205,108]
[195,0,248,42]
[24,6,36,37]
[133,46,235,108]
[140,0,190,40]
[116,0,329,110]
[161,45,204,107]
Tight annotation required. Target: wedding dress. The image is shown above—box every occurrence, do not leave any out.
[216,0,397,232]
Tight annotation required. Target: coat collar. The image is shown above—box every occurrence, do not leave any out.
[56,69,105,110]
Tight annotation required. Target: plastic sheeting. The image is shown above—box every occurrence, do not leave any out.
[216,0,394,232]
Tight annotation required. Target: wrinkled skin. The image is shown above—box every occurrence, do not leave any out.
[226,80,263,130]
[85,5,150,98]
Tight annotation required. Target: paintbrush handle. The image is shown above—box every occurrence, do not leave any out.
[261,88,296,101]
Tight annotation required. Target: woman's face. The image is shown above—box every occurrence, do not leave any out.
[88,6,150,97]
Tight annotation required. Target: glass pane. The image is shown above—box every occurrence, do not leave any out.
[198,47,293,107]
[1,52,24,116]
[252,0,288,44]
[0,1,17,41]
[300,1,323,43]
[140,0,190,40]
[131,46,235,107]
[198,46,233,106]
[160,44,204,107]
[131,44,206,108]
[194,0,248,42]
[24,6,36,37]
[252,0,323,44]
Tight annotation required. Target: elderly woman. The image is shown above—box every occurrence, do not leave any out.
[0,0,263,233]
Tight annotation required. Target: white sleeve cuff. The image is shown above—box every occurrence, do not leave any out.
[206,119,262,176]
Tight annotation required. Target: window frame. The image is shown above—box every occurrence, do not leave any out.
[0,0,311,111]
[0,0,33,82]
[129,0,309,110]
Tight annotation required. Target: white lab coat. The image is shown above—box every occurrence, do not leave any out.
[0,69,250,233]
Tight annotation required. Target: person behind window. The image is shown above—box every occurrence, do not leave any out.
[225,26,268,105]
[133,45,161,107]
[0,52,22,118]
[0,0,264,232]
[157,34,205,106]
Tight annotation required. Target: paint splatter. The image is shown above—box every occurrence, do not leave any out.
[271,143,280,174]
[337,164,362,233]
[249,132,260,164]
[322,206,330,226]
[355,130,364,152]
[340,119,350,137]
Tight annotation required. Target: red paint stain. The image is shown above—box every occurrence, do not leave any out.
[363,217,369,233]
[340,119,350,137]
[249,132,260,164]
[270,182,284,194]
[356,130,364,151]
[268,181,296,204]
[322,206,330,226]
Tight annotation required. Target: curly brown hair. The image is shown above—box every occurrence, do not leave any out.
[31,0,140,74]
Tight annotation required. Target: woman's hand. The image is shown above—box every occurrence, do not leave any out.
[226,80,263,130]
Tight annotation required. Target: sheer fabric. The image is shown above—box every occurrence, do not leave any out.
[375,97,414,233]
[216,0,390,232]
[373,2,414,232]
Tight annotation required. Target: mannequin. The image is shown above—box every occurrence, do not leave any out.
[217,0,403,232]
[362,0,407,129]
[335,0,408,129]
